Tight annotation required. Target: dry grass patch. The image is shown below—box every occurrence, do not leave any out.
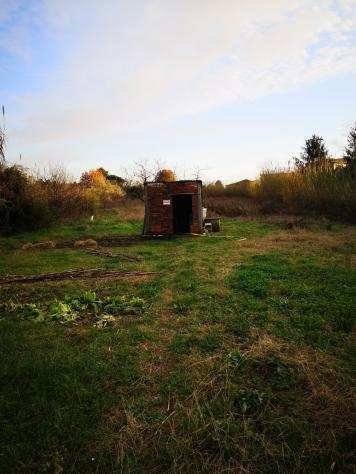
[115,200,144,221]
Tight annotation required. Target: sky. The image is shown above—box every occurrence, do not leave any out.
[0,0,355,183]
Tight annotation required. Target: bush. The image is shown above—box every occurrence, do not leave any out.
[124,183,144,201]
[0,165,53,233]
[80,168,124,210]
[0,165,125,234]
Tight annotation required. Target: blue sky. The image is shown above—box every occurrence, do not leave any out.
[1,0,355,182]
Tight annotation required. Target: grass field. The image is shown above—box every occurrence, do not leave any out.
[0,210,355,473]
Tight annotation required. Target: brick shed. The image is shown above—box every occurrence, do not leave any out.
[143,180,203,235]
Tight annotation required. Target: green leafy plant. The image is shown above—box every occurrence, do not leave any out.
[80,291,100,304]
[0,301,45,323]
[1,291,146,327]
[48,301,78,323]
[233,389,265,415]
[65,291,102,314]
[103,295,145,315]
[21,303,45,323]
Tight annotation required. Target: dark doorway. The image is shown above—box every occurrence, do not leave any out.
[172,194,192,233]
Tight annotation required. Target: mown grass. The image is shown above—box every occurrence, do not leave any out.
[0,211,355,472]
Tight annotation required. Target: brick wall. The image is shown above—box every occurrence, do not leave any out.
[144,181,202,235]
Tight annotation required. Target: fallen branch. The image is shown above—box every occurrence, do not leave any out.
[0,268,158,285]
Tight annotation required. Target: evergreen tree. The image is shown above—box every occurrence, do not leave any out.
[343,123,356,176]
[295,134,329,170]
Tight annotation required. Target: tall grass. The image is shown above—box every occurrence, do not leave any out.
[204,196,260,217]
[256,165,355,221]
[204,166,355,222]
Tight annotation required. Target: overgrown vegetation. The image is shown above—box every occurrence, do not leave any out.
[0,212,355,472]
[256,165,355,220]
[0,165,124,234]
[2,124,355,234]
[204,125,356,222]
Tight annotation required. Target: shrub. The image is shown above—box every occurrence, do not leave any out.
[0,165,53,233]
[124,183,144,201]
[80,168,124,210]
[83,178,124,210]
[0,164,125,234]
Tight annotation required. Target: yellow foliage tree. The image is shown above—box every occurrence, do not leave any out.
[155,169,176,182]
[80,169,107,187]
[80,168,124,210]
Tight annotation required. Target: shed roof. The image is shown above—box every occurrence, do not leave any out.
[145,179,202,185]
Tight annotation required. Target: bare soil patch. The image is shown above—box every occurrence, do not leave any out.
[0,268,158,285]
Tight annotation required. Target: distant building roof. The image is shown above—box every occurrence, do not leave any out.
[327,157,347,169]
[226,179,252,188]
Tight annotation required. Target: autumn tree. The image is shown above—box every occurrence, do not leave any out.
[80,169,107,187]
[91,167,126,186]
[155,169,176,182]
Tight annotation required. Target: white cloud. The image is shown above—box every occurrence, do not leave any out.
[2,0,356,159]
